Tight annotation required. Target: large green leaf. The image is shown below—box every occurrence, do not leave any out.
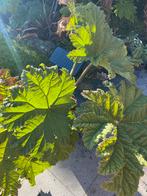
[73,90,123,150]
[73,81,147,196]
[2,65,76,155]
[67,2,136,83]
[118,81,147,160]
[0,65,77,195]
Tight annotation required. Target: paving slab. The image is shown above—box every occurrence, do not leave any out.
[18,170,74,196]
[49,142,98,191]
[46,142,114,196]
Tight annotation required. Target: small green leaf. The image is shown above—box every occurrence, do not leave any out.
[16,156,50,186]
[69,26,92,48]
[114,0,137,22]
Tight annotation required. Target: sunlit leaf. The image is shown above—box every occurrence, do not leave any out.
[67,2,136,83]
[73,81,147,196]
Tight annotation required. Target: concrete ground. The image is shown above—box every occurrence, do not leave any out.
[19,142,114,196]
[18,142,147,196]
[18,70,147,196]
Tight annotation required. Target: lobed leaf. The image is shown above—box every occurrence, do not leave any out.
[67,2,136,83]
[0,65,78,195]
[2,66,76,155]
[73,81,147,196]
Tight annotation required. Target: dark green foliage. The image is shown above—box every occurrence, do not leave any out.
[125,33,147,65]
[9,0,51,29]
[114,0,137,22]
[0,0,57,42]
[0,32,49,74]
[0,0,52,29]
[95,0,146,39]
[112,0,146,38]
[60,6,71,17]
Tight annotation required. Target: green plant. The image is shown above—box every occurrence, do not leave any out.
[67,2,136,84]
[8,0,56,41]
[114,0,137,22]
[0,65,77,195]
[60,6,71,17]
[0,32,48,74]
[96,0,147,39]
[73,81,147,196]
[0,64,147,195]
[9,0,50,28]
[125,33,147,66]
[0,2,147,196]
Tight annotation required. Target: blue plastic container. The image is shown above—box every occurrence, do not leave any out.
[50,47,83,76]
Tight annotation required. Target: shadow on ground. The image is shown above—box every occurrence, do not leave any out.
[49,141,115,196]
[49,141,145,196]
[38,190,52,196]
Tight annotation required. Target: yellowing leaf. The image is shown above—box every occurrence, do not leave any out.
[66,16,77,31]
[73,81,147,196]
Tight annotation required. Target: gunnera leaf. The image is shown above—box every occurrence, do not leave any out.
[1,65,77,159]
[73,81,147,196]
[67,2,136,83]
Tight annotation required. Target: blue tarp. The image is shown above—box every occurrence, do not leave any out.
[50,47,83,76]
